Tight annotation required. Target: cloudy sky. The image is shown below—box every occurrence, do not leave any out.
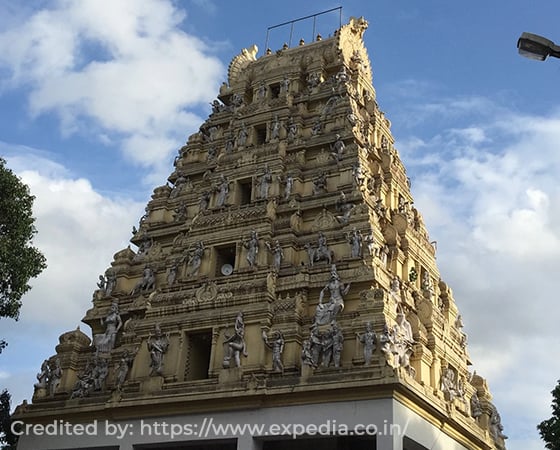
[1,1,560,449]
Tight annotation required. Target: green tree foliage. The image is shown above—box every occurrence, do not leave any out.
[0,157,46,320]
[0,390,17,450]
[0,157,46,450]
[538,380,560,450]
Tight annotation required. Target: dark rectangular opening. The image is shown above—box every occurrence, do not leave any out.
[270,83,281,99]
[262,435,376,450]
[403,436,429,450]
[238,180,253,205]
[185,331,212,380]
[135,440,237,449]
[215,244,236,277]
[255,124,267,145]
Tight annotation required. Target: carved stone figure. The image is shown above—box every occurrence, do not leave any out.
[262,330,284,373]
[70,361,94,399]
[279,173,293,201]
[307,71,321,90]
[312,171,328,195]
[265,240,283,271]
[311,118,322,136]
[185,241,204,276]
[256,81,267,102]
[207,145,218,162]
[243,231,259,269]
[335,191,354,224]
[280,75,290,95]
[455,314,468,348]
[114,349,136,391]
[440,367,458,402]
[257,164,273,200]
[96,275,107,295]
[34,360,50,389]
[94,301,123,354]
[301,339,315,368]
[270,114,281,140]
[91,357,109,391]
[357,322,376,366]
[470,392,482,418]
[199,190,211,212]
[347,227,363,258]
[379,323,395,367]
[105,270,117,296]
[331,324,344,368]
[148,324,169,376]
[313,232,333,266]
[215,175,230,207]
[330,134,345,161]
[223,312,248,368]
[489,404,508,442]
[49,359,62,397]
[309,327,322,367]
[393,311,415,377]
[167,262,178,286]
[130,266,155,295]
[352,162,366,189]
[210,99,224,114]
[173,202,188,222]
[335,65,349,89]
[285,117,298,143]
[314,265,350,325]
[364,231,376,256]
[237,122,249,147]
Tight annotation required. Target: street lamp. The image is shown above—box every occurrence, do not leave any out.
[517,32,560,61]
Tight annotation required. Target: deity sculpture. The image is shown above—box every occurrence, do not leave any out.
[94,301,122,354]
[314,265,350,326]
[357,322,377,366]
[262,329,285,373]
[243,231,259,269]
[223,312,248,368]
[148,324,169,376]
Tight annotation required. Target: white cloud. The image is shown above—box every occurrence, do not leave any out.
[396,95,560,448]
[0,0,225,172]
[3,152,144,327]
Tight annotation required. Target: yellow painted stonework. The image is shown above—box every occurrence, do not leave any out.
[14,17,506,450]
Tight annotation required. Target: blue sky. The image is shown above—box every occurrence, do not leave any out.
[2,1,560,449]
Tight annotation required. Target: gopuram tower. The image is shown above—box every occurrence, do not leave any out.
[14,16,507,450]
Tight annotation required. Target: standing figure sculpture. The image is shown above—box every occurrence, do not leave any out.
[265,240,284,272]
[215,174,230,207]
[243,231,259,269]
[347,227,363,258]
[148,324,169,376]
[185,241,204,277]
[270,114,281,140]
[223,312,248,368]
[114,349,137,391]
[262,330,285,373]
[357,322,377,366]
[237,122,249,147]
[258,164,273,200]
[94,301,123,354]
[331,324,344,368]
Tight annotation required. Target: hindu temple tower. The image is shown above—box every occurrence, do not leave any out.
[14,15,507,450]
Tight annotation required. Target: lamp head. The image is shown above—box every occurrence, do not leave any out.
[517,32,560,61]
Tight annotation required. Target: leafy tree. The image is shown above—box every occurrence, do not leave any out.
[0,157,46,320]
[0,157,47,450]
[538,380,560,450]
[0,390,17,450]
